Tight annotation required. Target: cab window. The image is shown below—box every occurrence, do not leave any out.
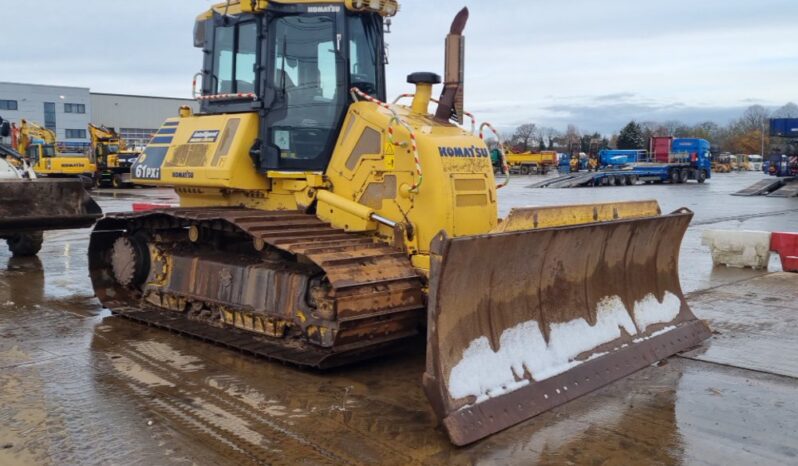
[348,14,381,97]
[270,15,345,164]
[212,22,257,95]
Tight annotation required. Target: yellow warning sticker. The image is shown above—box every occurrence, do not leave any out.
[384,143,396,169]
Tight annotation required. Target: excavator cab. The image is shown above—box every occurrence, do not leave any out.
[26,142,56,165]
[195,4,386,172]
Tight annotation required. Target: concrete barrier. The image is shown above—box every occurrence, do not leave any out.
[701,230,772,269]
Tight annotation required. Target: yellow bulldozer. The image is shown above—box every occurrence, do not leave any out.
[88,0,709,446]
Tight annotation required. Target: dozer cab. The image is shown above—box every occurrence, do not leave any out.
[88,1,709,445]
[0,117,101,256]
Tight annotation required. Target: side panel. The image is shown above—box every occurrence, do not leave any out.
[324,102,498,257]
[131,115,265,190]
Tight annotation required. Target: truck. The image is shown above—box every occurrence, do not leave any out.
[643,136,712,183]
[503,146,558,174]
[766,118,798,177]
[532,137,712,188]
[734,119,798,196]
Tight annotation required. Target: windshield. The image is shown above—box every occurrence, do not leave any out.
[263,12,384,170]
[269,14,345,166]
[42,145,56,157]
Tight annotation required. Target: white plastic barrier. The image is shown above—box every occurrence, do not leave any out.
[701,230,772,269]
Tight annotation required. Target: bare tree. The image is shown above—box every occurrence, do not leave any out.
[772,102,798,118]
[564,124,580,144]
[737,105,770,132]
[511,124,538,152]
[538,127,561,150]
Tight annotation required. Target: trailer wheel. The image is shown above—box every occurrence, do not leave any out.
[669,169,680,184]
[697,170,707,184]
[623,175,632,186]
[7,232,44,257]
[615,176,624,186]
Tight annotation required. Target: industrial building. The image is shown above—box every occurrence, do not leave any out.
[0,81,197,150]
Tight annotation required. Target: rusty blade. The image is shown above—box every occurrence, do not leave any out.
[0,179,101,233]
[423,208,710,446]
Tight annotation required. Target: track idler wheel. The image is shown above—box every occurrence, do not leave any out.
[111,235,150,287]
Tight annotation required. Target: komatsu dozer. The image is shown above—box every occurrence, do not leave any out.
[88,1,710,445]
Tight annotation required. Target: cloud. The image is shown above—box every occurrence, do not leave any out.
[1,0,795,134]
[593,93,636,102]
[535,102,749,135]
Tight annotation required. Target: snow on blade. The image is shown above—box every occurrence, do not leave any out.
[633,292,681,333]
[447,293,684,403]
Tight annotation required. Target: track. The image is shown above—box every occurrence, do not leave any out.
[88,208,426,369]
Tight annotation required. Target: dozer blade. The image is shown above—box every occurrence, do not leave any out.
[0,179,101,234]
[423,205,710,446]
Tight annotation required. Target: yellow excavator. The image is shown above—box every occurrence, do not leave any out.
[88,124,139,188]
[88,1,709,446]
[16,119,97,186]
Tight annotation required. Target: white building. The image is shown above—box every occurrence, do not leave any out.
[91,93,198,148]
[0,82,92,151]
[0,82,198,150]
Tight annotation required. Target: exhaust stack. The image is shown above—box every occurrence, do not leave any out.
[435,7,468,124]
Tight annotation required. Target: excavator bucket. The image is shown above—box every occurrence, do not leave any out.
[423,202,710,446]
[0,178,101,233]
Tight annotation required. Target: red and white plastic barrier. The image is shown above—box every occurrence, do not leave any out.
[702,229,798,272]
[771,232,798,273]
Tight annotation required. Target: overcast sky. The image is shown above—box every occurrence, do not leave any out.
[4,0,796,134]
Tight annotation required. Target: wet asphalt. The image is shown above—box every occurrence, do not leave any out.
[1,171,797,465]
